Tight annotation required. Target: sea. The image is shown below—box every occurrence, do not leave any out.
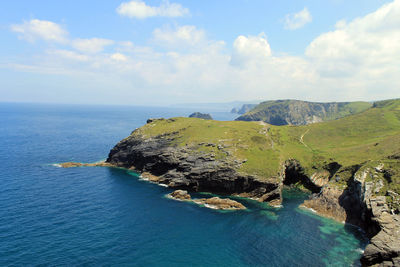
[0,103,368,266]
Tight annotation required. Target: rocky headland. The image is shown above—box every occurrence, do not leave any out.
[63,99,400,266]
[105,121,283,206]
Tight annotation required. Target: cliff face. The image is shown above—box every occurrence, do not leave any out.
[302,162,400,266]
[106,126,282,205]
[236,100,372,125]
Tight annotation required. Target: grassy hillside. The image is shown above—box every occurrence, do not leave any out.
[134,99,400,204]
[236,100,372,125]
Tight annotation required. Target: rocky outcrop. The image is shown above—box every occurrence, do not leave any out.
[105,127,281,205]
[361,197,400,266]
[167,190,246,210]
[168,189,192,201]
[188,112,213,120]
[236,100,372,126]
[194,197,246,210]
[59,162,113,168]
[302,165,400,266]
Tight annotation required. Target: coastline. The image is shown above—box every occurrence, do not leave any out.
[58,161,354,224]
[58,159,400,265]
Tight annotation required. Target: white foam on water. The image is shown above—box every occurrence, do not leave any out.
[203,204,219,210]
[303,206,317,213]
[139,176,149,181]
[355,248,364,254]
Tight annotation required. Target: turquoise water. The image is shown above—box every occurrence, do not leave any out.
[0,103,368,266]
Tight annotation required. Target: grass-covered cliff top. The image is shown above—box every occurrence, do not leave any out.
[133,98,400,188]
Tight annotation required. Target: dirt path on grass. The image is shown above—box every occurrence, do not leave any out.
[300,129,310,149]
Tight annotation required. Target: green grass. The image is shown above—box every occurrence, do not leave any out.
[130,99,400,202]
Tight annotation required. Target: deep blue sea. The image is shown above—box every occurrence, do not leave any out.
[0,103,368,266]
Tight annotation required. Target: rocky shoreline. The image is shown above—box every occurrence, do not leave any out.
[301,167,400,266]
[60,156,400,265]
[59,119,400,266]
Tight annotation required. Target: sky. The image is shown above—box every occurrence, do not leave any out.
[0,0,399,105]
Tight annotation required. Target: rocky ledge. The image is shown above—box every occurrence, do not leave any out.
[167,190,246,210]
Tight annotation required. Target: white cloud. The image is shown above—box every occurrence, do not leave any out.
[306,0,400,78]
[230,33,272,66]
[153,25,207,48]
[10,19,68,43]
[48,49,89,62]
[284,7,312,30]
[71,38,114,54]
[116,0,189,19]
[7,1,400,104]
[111,53,128,61]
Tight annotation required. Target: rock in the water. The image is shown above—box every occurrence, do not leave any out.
[168,190,191,201]
[60,162,84,168]
[194,196,246,210]
[168,190,246,210]
[59,161,112,168]
[188,112,213,120]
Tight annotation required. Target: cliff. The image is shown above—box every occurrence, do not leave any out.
[105,99,400,266]
[236,100,372,125]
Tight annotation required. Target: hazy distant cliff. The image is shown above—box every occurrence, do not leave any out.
[236,100,372,125]
[231,104,257,114]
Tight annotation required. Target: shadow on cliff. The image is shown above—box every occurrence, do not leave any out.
[338,167,381,238]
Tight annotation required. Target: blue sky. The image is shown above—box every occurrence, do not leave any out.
[0,0,398,105]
